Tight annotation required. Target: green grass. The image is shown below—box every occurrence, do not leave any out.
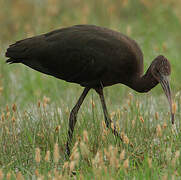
[0,0,181,179]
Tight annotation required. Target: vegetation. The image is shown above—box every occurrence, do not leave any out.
[0,0,181,179]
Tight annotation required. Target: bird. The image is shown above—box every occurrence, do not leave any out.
[5,24,174,156]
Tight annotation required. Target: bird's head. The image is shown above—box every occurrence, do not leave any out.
[151,55,171,79]
[151,55,174,124]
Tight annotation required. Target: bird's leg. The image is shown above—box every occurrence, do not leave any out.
[95,87,122,140]
[66,87,90,157]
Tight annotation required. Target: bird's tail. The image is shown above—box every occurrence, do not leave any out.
[5,39,29,64]
[6,58,17,64]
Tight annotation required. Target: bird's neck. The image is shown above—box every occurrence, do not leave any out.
[129,66,159,93]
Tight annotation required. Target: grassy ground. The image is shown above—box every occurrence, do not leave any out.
[0,0,181,179]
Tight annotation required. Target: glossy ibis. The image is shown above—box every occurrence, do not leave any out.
[5,25,174,156]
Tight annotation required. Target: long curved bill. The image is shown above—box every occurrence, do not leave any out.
[160,75,174,124]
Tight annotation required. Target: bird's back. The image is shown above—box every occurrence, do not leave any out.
[5,25,143,88]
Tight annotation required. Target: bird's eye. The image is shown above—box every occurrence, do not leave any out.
[156,69,160,74]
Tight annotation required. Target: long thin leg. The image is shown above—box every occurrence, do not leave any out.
[95,87,122,140]
[66,87,90,156]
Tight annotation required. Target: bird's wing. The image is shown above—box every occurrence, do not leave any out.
[5,25,142,87]
[5,32,109,87]
[57,46,108,87]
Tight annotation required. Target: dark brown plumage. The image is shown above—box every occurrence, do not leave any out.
[5,24,174,156]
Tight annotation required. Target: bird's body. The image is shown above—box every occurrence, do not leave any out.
[5,24,174,156]
[6,25,143,88]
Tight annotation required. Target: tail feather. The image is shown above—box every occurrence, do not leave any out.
[6,58,20,64]
[5,39,29,63]
[5,35,45,64]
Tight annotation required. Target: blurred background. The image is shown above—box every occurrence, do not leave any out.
[0,0,181,106]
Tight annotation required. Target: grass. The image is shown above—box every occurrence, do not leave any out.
[0,0,181,179]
